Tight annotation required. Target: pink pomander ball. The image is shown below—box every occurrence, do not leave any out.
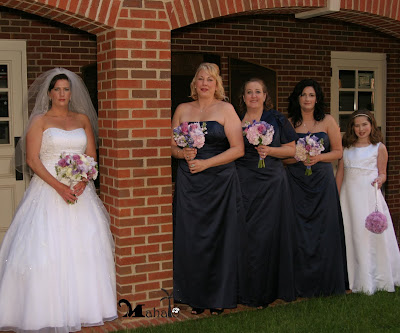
[365,211,388,234]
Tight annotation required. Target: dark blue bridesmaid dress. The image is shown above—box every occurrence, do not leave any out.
[173,121,243,309]
[235,109,297,307]
[286,132,349,297]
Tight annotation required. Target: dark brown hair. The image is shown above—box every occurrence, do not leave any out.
[342,109,383,148]
[287,78,326,128]
[48,73,70,91]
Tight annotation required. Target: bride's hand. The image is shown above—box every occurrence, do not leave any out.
[56,182,77,204]
[73,179,88,197]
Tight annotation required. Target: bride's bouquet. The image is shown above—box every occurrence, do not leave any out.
[294,132,325,176]
[55,152,98,194]
[243,120,274,168]
[173,122,208,148]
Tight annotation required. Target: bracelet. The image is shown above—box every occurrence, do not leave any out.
[176,147,183,158]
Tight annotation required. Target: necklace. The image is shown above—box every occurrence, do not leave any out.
[197,101,217,112]
[302,119,317,133]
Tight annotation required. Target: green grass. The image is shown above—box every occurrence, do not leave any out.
[118,288,400,333]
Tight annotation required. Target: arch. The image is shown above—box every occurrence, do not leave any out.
[166,0,400,39]
[0,0,121,33]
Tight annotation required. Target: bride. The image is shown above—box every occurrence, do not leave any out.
[0,68,117,332]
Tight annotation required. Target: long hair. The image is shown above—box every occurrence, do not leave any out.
[342,109,382,148]
[189,62,226,101]
[237,78,273,116]
[287,78,326,128]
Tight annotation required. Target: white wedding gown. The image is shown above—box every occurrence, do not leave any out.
[0,128,117,332]
[340,143,400,294]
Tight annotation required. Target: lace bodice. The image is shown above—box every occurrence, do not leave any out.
[343,143,379,177]
[39,127,87,176]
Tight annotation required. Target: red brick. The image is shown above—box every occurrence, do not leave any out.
[134,225,160,235]
[149,252,173,262]
[135,263,160,273]
[117,255,146,265]
[148,234,172,244]
[148,271,173,281]
[134,244,160,254]
[133,207,159,216]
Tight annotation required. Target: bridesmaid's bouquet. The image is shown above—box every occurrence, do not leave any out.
[243,120,274,168]
[294,132,325,176]
[173,122,207,148]
[55,152,98,188]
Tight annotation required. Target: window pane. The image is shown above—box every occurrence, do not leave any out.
[0,121,9,144]
[339,70,355,88]
[358,71,374,88]
[339,91,355,111]
[0,92,8,117]
[0,65,7,88]
[339,114,352,132]
[358,91,374,111]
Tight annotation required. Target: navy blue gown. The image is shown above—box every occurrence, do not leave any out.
[173,121,243,309]
[286,132,348,297]
[236,109,297,307]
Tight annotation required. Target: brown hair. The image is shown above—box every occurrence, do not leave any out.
[342,109,383,148]
[237,78,273,116]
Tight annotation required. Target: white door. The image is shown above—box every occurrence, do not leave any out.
[0,40,28,244]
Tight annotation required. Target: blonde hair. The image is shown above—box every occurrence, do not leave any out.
[190,62,226,101]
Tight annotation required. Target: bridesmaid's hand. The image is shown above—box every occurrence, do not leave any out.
[255,145,270,159]
[73,179,88,197]
[183,147,197,161]
[56,182,77,204]
[303,154,321,167]
[188,159,207,174]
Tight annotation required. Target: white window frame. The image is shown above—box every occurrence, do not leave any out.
[331,51,387,139]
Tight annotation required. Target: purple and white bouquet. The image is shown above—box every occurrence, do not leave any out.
[55,152,98,187]
[243,120,274,168]
[173,121,207,149]
[294,132,325,176]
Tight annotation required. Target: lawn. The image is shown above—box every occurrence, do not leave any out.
[117,288,400,333]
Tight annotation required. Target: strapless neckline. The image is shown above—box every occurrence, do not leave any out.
[43,127,85,134]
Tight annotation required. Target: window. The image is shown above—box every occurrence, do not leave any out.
[331,52,386,138]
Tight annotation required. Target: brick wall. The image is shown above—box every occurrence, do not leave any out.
[171,15,400,224]
[0,7,97,84]
[97,2,173,309]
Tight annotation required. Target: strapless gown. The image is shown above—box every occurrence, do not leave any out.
[286,132,348,297]
[0,128,117,333]
[235,109,296,307]
[173,121,243,309]
[340,143,400,294]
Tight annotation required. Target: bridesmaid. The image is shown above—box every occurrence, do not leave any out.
[171,63,244,315]
[285,78,348,297]
[236,78,297,308]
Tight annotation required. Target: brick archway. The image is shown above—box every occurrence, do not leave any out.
[1,0,400,317]
[167,0,400,38]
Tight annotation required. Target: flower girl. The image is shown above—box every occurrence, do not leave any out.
[336,110,400,294]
